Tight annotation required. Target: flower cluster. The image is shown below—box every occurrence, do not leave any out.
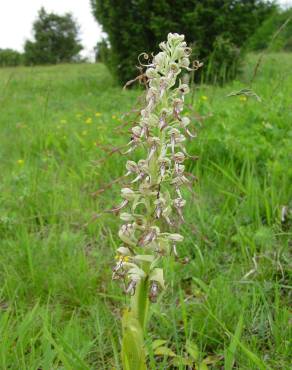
[112,33,196,302]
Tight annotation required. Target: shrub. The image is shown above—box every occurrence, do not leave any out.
[0,49,23,67]
[203,36,241,85]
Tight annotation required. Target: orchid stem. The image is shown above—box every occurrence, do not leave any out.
[131,277,150,332]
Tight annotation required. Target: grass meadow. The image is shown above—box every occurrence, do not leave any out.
[0,53,291,369]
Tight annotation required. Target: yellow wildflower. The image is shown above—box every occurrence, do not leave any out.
[115,255,130,262]
[85,117,92,124]
[239,95,247,102]
[16,123,27,129]
[201,95,208,101]
[17,159,24,165]
[95,112,102,117]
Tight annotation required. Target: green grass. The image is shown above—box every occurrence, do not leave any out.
[0,54,291,369]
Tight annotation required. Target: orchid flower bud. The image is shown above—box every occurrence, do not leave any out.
[120,213,135,222]
[172,151,185,163]
[132,126,142,137]
[146,67,158,79]
[178,84,190,95]
[181,57,190,68]
[121,188,137,201]
[126,160,139,173]
[153,52,166,67]
[181,116,190,127]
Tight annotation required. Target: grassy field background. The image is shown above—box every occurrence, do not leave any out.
[0,53,291,369]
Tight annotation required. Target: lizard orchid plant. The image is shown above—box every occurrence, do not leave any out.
[111,33,197,370]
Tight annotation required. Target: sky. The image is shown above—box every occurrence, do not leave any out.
[0,0,104,60]
[0,0,291,60]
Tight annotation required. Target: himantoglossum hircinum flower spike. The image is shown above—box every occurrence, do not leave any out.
[112,33,197,303]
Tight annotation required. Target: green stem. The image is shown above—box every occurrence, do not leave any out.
[131,276,150,332]
[121,278,149,370]
[122,86,168,370]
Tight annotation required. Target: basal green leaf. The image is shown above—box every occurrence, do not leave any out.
[185,339,199,361]
[154,346,176,357]
[151,339,167,350]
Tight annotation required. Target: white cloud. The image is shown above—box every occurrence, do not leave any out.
[0,0,104,59]
[278,0,292,7]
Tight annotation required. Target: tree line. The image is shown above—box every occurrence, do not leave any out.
[91,0,291,84]
[1,2,291,84]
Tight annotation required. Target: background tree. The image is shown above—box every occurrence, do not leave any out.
[94,38,111,63]
[0,49,23,67]
[91,0,275,85]
[24,7,83,65]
